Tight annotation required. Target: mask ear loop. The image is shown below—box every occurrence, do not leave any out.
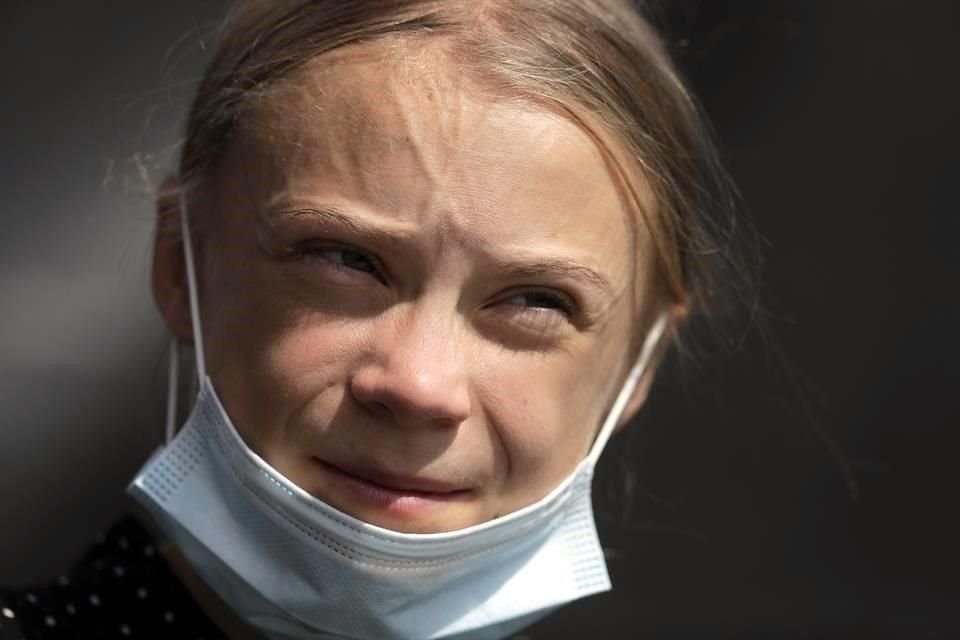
[179,189,207,382]
[585,312,670,466]
[163,188,207,445]
[164,337,179,444]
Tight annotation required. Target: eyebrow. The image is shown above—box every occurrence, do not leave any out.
[494,259,615,297]
[265,205,416,246]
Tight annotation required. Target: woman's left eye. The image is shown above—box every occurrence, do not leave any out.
[295,244,385,283]
[483,289,579,341]
[502,291,573,314]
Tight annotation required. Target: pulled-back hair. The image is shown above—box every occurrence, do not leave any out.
[179,0,746,336]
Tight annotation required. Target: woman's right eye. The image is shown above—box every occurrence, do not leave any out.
[294,244,386,284]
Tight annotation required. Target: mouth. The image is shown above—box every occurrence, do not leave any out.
[312,458,473,517]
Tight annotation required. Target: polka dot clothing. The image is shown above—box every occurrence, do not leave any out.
[0,516,224,639]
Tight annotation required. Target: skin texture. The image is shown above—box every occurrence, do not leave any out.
[153,42,665,536]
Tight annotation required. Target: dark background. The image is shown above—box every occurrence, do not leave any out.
[1,1,957,638]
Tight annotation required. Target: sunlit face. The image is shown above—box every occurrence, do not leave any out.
[184,43,658,533]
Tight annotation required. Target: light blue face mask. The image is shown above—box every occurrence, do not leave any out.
[128,190,670,640]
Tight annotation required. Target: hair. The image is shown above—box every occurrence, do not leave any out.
[177,0,750,346]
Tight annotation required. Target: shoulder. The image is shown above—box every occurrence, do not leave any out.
[0,516,223,639]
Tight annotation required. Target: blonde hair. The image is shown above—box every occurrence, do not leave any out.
[180,0,742,331]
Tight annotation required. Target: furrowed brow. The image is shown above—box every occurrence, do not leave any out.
[498,259,614,296]
[267,205,414,245]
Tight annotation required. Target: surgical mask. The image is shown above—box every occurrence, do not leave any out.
[128,191,669,640]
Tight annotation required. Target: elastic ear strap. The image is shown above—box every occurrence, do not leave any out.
[164,336,179,444]
[586,312,670,465]
[179,190,207,382]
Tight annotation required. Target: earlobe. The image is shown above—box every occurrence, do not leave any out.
[152,177,193,342]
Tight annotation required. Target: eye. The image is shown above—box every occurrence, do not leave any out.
[502,290,573,314]
[475,288,581,348]
[295,244,386,284]
[490,288,579,335]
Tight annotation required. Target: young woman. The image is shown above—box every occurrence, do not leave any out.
[0,1,737,638]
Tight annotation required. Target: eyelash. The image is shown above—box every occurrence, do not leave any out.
[292,243,579,323]
[497,290,575,317]
[294,243,387,284]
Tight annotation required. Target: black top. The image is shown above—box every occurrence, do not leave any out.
[0,516,225,640]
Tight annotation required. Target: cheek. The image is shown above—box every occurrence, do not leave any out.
[477,296,636,496]
[262,322,364,402]
[199,245,371,453]
[478,348,612,488]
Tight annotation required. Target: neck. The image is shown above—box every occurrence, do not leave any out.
[160,541,264,640]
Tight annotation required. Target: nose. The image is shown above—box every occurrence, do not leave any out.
[349,305,472,429]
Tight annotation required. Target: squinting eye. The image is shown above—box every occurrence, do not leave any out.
[296,244,385,283]
[484,288,579,342]
[323,248,377,273]
[504,291,572,314]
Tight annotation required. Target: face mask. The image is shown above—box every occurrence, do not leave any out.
[128,191,670,640]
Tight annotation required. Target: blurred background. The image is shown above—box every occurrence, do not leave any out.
[1,1,957,638]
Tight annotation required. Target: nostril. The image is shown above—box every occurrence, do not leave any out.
[350,374,390,415]
[431,415,462,430]
[349,367,470,427]
[370,399,392,416]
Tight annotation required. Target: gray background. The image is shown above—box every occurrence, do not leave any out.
[0,0,230,582]
[2,1,958,637]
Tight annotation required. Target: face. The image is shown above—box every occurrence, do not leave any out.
[161,43,660,533]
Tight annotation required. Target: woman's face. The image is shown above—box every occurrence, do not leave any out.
[172,46,658,533]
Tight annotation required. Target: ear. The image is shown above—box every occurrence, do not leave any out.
[613,305,685,432]
[152,177,193,342]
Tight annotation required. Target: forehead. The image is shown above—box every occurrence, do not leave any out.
[230,40,640,279]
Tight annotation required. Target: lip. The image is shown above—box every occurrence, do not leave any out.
[312,458,472,516]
